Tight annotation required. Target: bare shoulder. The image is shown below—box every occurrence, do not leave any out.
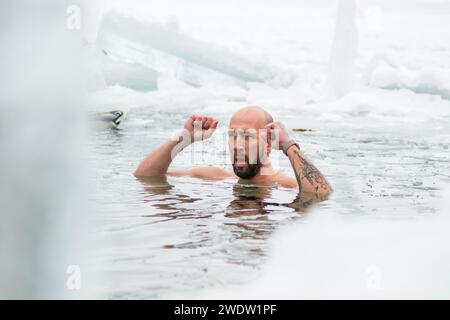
[168,166,235,180]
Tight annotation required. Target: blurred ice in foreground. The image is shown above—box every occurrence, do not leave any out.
[0,0,94,299]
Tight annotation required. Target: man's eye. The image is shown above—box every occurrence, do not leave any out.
[228,130,256,138]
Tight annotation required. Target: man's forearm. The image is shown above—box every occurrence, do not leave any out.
[134,139,184,177]
[286,145,333,196]
[134,115,218,177]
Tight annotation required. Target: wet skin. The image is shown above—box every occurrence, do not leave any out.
[134,106,333,197]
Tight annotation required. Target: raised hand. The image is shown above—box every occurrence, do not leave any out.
[183,115,219,143]
[264,121,290,150]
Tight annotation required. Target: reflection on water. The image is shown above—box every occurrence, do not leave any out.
[139,176,323,218]
[136,176,316,244]
[227,183,325,216]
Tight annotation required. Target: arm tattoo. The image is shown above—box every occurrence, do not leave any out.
[294,160,303,194]
[289,147,331,193]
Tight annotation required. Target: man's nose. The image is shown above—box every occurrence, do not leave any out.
[236,142,245,152]
[236,134,246,150]
[235,143,246,159]
[234,148,245,162]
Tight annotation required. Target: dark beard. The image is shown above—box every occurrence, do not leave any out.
[232,163,262,179]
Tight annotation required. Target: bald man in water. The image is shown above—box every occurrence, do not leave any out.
[134,106,333,196]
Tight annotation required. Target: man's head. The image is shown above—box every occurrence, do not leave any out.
[228,106,273,179]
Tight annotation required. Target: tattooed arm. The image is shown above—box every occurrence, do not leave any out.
[285,145,333,196]
[265,121,333,196]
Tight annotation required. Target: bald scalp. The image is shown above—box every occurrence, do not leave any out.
[229,106,273,128]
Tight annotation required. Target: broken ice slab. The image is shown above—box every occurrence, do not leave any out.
[96,11,294,88]
[102,56,158,92]
[97,31,248,89]
[85,41,158,92]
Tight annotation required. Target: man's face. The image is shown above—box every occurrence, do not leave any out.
[228,118,270,179]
